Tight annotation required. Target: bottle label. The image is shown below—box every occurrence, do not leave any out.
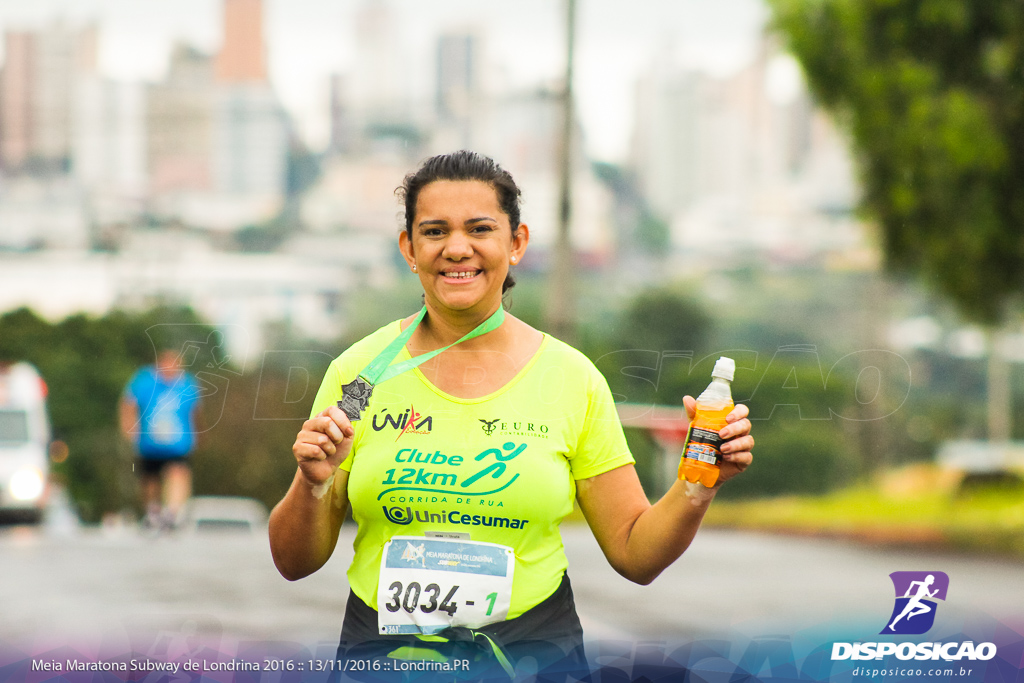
[683,427,723,466]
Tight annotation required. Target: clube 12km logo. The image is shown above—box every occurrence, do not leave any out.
[831,571,997,663]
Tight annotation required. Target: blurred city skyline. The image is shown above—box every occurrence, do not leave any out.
[0,0,769,162]
[0,0,868,366]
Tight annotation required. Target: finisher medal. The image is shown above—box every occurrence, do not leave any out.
[338,376,374,421]
[338,305,505,421]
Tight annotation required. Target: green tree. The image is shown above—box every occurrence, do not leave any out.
[770,0,1024,439]
[592,287,713,407]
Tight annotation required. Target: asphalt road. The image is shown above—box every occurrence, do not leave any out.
[3,513,1022,656]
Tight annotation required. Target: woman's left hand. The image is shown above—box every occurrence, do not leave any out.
[682,396,754,486]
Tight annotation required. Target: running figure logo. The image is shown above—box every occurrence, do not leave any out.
[882,571,949,635]
[401,541,426,568]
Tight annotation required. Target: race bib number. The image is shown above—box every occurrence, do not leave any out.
[377,536,515,635]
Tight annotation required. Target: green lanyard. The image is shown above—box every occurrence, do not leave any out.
[337,305,505,420]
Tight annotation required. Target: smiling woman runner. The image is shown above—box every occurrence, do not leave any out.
[268,151,755,679]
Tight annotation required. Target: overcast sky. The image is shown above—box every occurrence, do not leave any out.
[0,0,769,161]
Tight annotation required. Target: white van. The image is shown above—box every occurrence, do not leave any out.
[0,362,51,522]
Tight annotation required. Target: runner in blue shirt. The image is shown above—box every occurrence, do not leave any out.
[120,348,202,531]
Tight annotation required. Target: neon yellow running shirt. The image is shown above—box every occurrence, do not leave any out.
[310,319,634,619]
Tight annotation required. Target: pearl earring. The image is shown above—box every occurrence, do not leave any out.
[412,265,417,272]
[510,257,517,264]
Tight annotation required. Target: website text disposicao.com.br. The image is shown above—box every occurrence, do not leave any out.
[852,665,978,679]
[835,641,996,679]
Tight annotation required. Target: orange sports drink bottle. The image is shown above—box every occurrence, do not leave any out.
[679,356,735,487]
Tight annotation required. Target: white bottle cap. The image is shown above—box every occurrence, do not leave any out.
[712,356,735,381]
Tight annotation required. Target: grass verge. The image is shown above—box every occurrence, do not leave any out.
[704,482,1024,557]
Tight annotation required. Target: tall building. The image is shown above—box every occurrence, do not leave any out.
[215,0,267,83]
[328,73,353,155]
[146,0,287,230]
[434,33,479,150]
[0,32,34,170]
[0,23,97,173]
[351,0,406,126]
[631,58,701,218]
[73,75,147,216]
[211,0,287,219]
[211,84,287,198]
[147,44,216,195]
[436,34,475,120]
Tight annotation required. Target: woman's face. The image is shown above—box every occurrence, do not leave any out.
[400,179,528,318]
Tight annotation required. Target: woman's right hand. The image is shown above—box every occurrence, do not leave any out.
[272,404,354,580]
[292,405,355,486]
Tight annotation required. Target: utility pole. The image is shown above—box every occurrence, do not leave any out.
[544,0,577,343]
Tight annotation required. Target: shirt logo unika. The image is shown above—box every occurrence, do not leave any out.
[372,406,433,440]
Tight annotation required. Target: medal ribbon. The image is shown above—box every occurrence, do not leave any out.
[359,305,505,387]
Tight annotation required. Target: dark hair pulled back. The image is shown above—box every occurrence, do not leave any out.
[398,150,522,295]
